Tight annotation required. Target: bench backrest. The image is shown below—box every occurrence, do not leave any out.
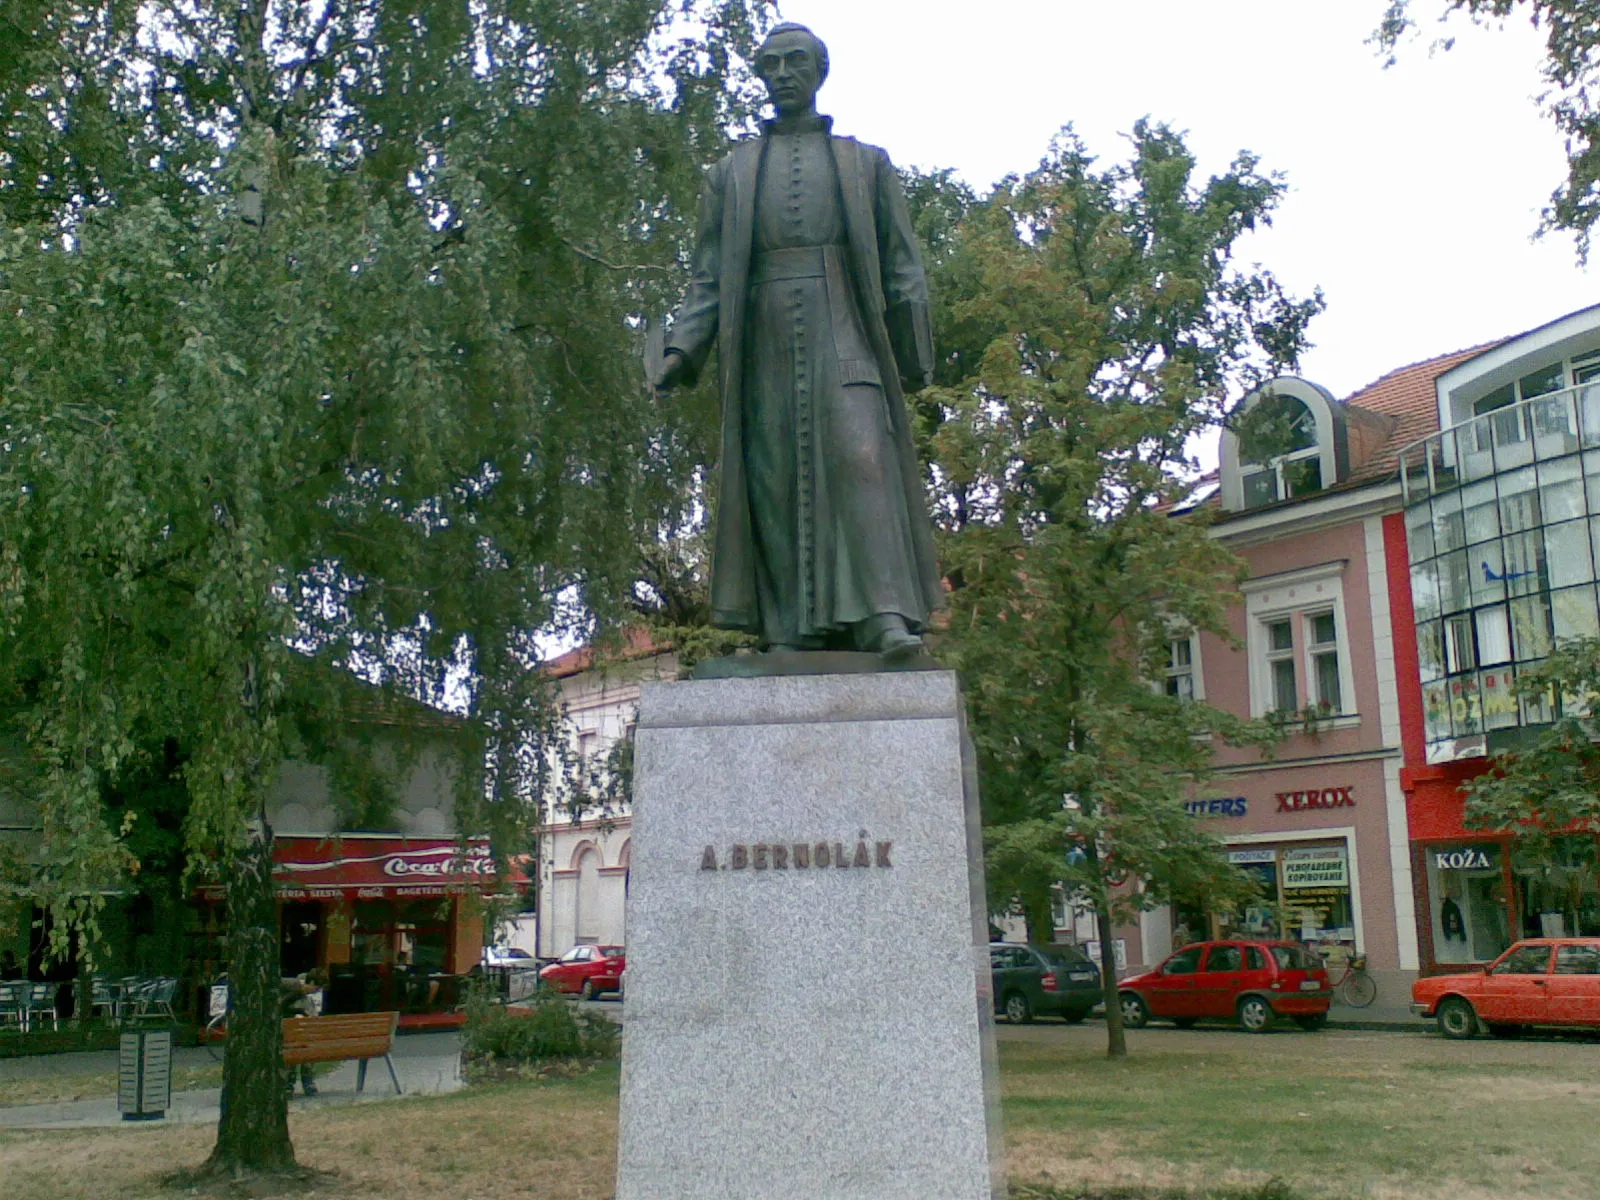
[282,1011,398,1065]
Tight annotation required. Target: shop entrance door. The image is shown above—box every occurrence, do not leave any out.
[280,901,323,977]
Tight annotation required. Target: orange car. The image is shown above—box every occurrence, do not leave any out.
[1411,938,1600,1039]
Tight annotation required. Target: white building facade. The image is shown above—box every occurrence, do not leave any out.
[535,645,676,960]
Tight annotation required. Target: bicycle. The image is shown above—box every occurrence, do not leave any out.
[1327,952,1377,1008]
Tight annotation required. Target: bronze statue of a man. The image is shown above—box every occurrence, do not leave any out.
[653,23,944,661]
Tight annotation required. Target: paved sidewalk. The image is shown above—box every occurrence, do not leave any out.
[0,1031,462,1130]
[1326,992,1420,1031]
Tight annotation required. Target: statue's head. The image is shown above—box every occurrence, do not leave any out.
[755,23,828,118]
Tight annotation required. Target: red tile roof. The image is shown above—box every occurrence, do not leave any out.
[1340,341,1501,481]
[543,626,672,679]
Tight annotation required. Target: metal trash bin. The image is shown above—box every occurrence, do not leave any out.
[118,1028,172,1121]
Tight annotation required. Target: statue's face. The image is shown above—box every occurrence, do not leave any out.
[756,31,822,117]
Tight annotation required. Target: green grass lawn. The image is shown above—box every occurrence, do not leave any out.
[1000,1028,1600,1199]
[1,1028,1597,1199]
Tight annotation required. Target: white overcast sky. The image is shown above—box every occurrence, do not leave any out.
[773,0,1596,403]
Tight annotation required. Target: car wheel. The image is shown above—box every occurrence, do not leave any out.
[1061,1008,1088,1024]
[1172,1017,1198,1030]
[1486,1022,1523,1039]
[1293,1013,1328,1031]
[580,979,596,1002]
[1436,996,1477,1040]
[1119,993,1149,1029]
[1237,995,1275,1033]
[1003,991,1033,1024]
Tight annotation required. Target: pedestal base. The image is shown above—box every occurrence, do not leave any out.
[616,671,1003,1200]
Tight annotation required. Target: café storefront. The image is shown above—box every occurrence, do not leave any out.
[191,836,515,1027]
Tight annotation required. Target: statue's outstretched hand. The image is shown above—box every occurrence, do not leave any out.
[653,349,691,392]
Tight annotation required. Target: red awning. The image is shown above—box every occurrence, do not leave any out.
[195,837,528,902]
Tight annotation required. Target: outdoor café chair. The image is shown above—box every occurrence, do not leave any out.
[131,977,177,1024]
[90,976,122,1024]
[21,982,58,1032]
[0,982,22,1031]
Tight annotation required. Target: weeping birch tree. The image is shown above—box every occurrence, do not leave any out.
[0,0,767,1177]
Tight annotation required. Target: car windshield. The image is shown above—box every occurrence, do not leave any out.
[1268,944,1319,970]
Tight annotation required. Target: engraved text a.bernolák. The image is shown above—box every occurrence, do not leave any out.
[701,833,892,872]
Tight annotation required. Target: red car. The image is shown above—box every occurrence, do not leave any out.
[539,944,625,1000]
[1118,940,1332,1033]
[1411,938,1600,1039]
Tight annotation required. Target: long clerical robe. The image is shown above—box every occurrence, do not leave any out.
[665,115,944,646]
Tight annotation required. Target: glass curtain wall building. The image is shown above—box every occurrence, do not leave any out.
[1400,357,1600,764]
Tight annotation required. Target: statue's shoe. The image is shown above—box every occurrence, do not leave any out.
[876,628,924,662]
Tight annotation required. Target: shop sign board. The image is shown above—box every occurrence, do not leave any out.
[1431,845,1499,871]
[1282,846,1349,889]
[1184,796,1248,817]
[1275,786,1355,812]
[1227,848,1277,865]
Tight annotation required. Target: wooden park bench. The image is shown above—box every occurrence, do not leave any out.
[282,1011,403,1095]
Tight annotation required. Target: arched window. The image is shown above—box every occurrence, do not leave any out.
[1221,378,1344,513]
[575,848,601,941]
[1236,394,1320,508]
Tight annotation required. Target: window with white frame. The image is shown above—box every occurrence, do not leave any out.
[1306,610,1342,713]
[1242,562,1357,722]
[1166,637,1196,701]
[1264,618,1298,713]
[1236,395,1323,510]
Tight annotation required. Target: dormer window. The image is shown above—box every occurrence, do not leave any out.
[1238,395,1322,509]
[1219,377,1348,514]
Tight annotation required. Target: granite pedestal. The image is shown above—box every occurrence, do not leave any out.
[616,670,1003,1200]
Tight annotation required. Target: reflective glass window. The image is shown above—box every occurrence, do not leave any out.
[1552,585,1600,643]
[1411,560,1441,620]
[1502,531,1547,595]
[1545,519,1594,588]
[1511,595,1554,661]
[1439,552,1472,614]
[1498,467,1540,533]
[1406,505,1435,562]
[1417,621,1446,682]
[1243,470,1277,509]
[1470,543,1507,606]
[1475,605,1511,666]
[1423,679,1452,743]
[1445,614,1476,674]
[1450,673,1483,735]
[1540,457,1586,522]
[1481,668,1519,729]
[1463,480,1500,544]
[1433,491,1465,552]
[1519,363,1565,399]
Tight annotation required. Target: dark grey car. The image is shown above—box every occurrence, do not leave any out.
[990,943,1103,1024]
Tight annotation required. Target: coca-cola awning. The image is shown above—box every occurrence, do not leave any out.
[195,837,527,902]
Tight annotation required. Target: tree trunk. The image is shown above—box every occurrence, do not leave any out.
[207,823,295,1175]
[1096,902,1127,1059]
[1021,887,1055,946]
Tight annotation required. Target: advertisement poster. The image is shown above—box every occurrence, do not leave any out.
[1283,846,1348,889]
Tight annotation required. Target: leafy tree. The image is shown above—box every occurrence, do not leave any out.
[1377,1,1600,254]
[1463,637,1600,909]
[0,0,768,1178]
[916,124,1314,1056]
